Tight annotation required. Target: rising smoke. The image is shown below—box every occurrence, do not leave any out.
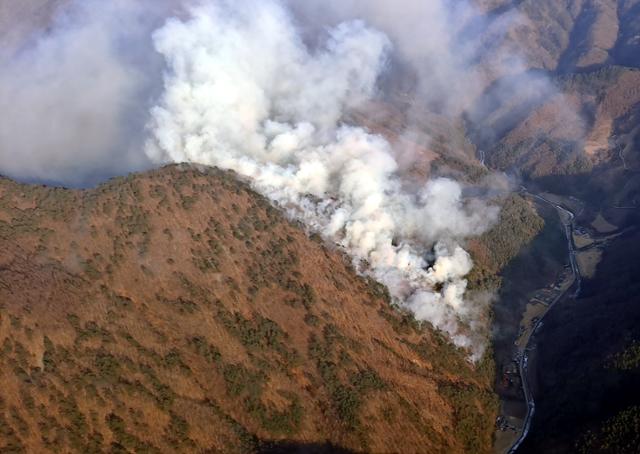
[288,0,523,116]
[0,0,574,360]
[0,0,178,185]
[144,0,499,359]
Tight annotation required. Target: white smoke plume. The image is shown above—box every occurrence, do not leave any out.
[287,0,522,116]
[1,0,565,359]
[289,0,584,144]
[145,0,499,360]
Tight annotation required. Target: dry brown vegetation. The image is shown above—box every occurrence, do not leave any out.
[0,165,499,453]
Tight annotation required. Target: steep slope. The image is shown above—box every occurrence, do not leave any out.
[520,224,640,453]
[478,66,640,179]
[477,0,639,73]
[467,1,640,183]
[0,165,497,453]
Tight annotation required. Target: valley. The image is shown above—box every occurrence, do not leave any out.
[1,0,640,453]
[493,166,639,453]
[494,189,580,454]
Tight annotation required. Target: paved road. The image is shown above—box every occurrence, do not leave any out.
[507,189,581,453]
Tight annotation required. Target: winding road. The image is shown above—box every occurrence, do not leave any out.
[507,189,581,453]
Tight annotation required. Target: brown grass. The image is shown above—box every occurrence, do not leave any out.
[0,164,497,454]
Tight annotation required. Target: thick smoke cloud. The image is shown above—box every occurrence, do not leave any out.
[287,0,520,116]
[0,0,178,185]
[289,0,584,142]
[145,0,499,359]
[2,0,568,359]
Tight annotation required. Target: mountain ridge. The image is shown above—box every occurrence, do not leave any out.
[0,164,503,453]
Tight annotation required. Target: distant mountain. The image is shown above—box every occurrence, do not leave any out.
[471,0,640,185]
[477,0,640,72]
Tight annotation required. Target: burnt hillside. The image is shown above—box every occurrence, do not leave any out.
[0,164,499,453]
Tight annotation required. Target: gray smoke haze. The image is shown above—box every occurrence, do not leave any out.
[0,0,577,359]
[289,0,585,136]
[144,0,499,359]
[288,0,522,115]
[0,0,181,185]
